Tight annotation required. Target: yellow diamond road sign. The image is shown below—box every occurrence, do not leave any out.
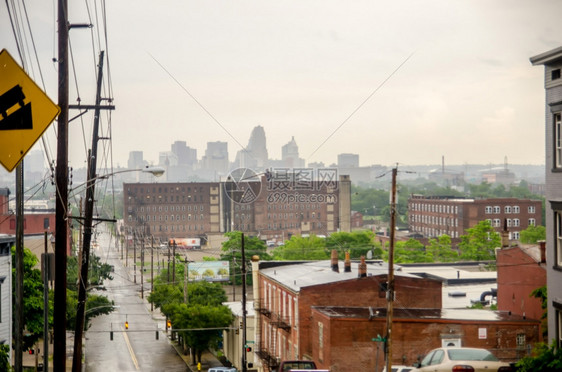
[0,49,60,172]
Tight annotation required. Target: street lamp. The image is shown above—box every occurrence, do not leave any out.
[72,166,164,372]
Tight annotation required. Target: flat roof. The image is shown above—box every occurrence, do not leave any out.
[260,260,422,292]
[313,306,537,323]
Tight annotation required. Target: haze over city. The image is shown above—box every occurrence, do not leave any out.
[2,0,560,172]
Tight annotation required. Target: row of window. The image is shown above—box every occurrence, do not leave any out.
[267,203,323,211]
[128,186,206,194]
[130,214,206,222]
[144,224,205,232]
[410,203,459,214]
[129,194,207,203]
[410,214,459,227]
[485,205,535,214]
[268,212,321,220]
[412,226,460,239]
[267,222,322,230]
[137,205,205,213]
[486,218,535,227]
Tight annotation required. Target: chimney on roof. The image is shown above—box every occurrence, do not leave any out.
[358,256,367,278]
[539,240,546,263]
[331,249,339,273]
[501,218,509,248]
[344,251,351,272]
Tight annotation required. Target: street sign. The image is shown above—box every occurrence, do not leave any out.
[0,49,60,172]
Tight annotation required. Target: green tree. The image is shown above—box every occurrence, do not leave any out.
[0,344,10,371]
[271,234,328,260]
[458,220,500,261]
[326,230,382,259]
[426,235,458,262]
[392,239,432,263]
[66,290,115,331]
[67,254,114,291]
[12,246,47,350]
[531,285,548,339]
[220,231,271,285]
[515,341,562,372]
[520,225,546,244]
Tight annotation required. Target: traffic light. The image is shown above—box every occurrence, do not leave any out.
[167,319,172,328]
[245,346,252,352]
[28,349,34,355]
[125,321,129,329]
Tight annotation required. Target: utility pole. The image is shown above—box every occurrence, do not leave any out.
[184,257,188,303]
[241,233,247,372]
[141,237,144,299]
[172,240,176,284]
[133,230,137,284]
[385,167,397,372]
[43,232,50,372]
[151,235,154,311]
[14,162,23,372]
[167,240,171,283]
[54,0,69,369]
[72,51,106,372]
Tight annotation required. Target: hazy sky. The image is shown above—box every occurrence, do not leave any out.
[2,0,561,170]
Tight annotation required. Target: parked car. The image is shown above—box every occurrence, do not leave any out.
[208,367,237,372]
[412,347,513,372]
[382,366,413,372]
[273,360,317,372]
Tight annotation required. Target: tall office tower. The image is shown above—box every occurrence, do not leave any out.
[202,141,229,173]
[281,136,305,168]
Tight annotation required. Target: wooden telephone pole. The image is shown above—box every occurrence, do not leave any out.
[385,167,397,372]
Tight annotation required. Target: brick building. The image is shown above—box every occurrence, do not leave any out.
[250,254,442,372]
[408,195,542,241]
[0,188,56,235]
[496,242,546,324]
[311,307,539,371]
[122,173,351,246]
[531,45,562,348]
[249,254,542,372]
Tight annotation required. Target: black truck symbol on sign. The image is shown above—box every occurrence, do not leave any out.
[0,84,32,130]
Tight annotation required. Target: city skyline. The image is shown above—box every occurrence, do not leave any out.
[1,1,561,172]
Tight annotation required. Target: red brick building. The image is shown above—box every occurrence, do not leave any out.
[0,188,56,235]
[496,242,546,323]
[250,255,442,371]
[311,307,540,371]
[122,174,351,246]
[408,196,542,241]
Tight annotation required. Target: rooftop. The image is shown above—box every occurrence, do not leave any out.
[313,306,537,323]
[259,260,421,292]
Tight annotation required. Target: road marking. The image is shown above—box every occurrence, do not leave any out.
[122,326,140,370]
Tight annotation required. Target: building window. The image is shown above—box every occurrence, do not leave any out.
[516,333,525,349]
[554,211,562,266]
[493,206,500,214]
[505,206,512,214]
[513,231,520,240]
[529,218,536,227]
[513,218,520,227]
[554,113,562,168]
[485,206,492,214]
[493,219,501,227]
[513,206,520,213]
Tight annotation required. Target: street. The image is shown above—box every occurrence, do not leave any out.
[84,226,188,372]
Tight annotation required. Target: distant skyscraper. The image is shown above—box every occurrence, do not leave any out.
[235,125,269,169]
[202,141,229,173]
[281,136,305,168]
[338,153,359,168]
[127,151,145,169]
[171,141,197,168]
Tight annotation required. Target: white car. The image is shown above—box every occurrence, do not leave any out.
[208,367,237,372]
[412,347,513,372]
[382,366,413,372]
